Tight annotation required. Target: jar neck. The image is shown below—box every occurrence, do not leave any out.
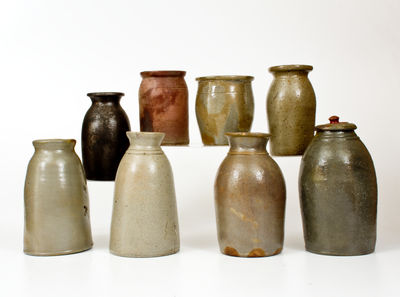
[272,71,309,78]
[87,93,123,105]
[33,139,76,151]
[227,133,269,155]
[126,132,164,153]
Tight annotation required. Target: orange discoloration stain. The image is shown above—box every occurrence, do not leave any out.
[248,248,266,257]
[224,246,240,257]
[273,247,282,255]
[229,207,259,229]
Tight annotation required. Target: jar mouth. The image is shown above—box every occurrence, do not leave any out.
[269,65,313,72]
[33,139,76,149]
[225,132,270,138]
[140,71,186,77]
[87,92,125,97]
[196,75,254,82]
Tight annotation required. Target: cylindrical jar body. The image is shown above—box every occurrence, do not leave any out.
[299,121,377,256]
[267,65,316,156]
[110,132,180,257]
[139,71,189,145]
[214,133,286,257]
[24,139,93,256]
[82,92,131,181]
[196,76,254,145]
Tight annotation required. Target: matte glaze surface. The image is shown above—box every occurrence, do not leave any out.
[267,65,316,156]
[196,76,254,145]
[24,139,93,256]
[139,71,189,145]
[82,92,131,181]
[214,133,286,257]
[299,117,377,256]
[110,132,180,257]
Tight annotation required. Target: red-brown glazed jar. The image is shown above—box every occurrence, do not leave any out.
[139,71,189,145]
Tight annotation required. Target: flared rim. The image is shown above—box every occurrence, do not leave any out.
[87,92,125,97]
[225,132,270,138]
[126,131,165,137]
[196,75,254,82]
[140,71,186,77]
[269,64,313,72]
[33,139,76,145]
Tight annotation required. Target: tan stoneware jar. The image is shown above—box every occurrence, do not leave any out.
[139,71,189,145]
[266,65,316,156]
[214,132,286,257]
[110,132,180,257]
[195,76,254,145]
[24,139,93,256]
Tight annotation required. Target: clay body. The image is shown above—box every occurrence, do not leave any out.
[267,65,316,156]
[139,71,189,145]
[110,132,180,257]
[214,133,286,257]
[299,116,377,256]
[82,92,131,181]
[24,139,93,256]
[195,76,254,145]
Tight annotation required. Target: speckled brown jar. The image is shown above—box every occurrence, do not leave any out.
[299,116,377,256]
[195,76,254,145]
[139,71,189,145]
[214,132,286,257]
[267,65,316,156]
[82,92,131,181]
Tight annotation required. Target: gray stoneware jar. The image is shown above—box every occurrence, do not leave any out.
[24,139,93,256]
[110,132,180,257]
[195,76,254,145]
[267,65,316,156]
[299,116,377,256]
[214,132,286,257]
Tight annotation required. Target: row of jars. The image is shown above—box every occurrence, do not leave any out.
[24,116,377,257]
[82,65,316,180]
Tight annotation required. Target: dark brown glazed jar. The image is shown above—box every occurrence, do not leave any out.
[82,92,131,181]
[214,132,286,257]
[299,116,377,256]
[139,71,189,145]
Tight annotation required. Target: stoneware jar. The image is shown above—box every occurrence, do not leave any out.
[195,76,254,145]
[110,132,180,257]
[139,71,189,145]
[82,92,131,181]
[24,139,93,256]
[299,116,377,256]
[266,65,316,156]
[214,132,286,257]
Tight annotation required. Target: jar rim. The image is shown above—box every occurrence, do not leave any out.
[140,71,186,77]
[196,75,254,82]
[225,132,270,138]
[87,92,125,97]
[269,64,313,72]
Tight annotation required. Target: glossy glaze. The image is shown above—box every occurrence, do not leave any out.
[24,139,93,256]
[82,92,131,181]
[214,133,286,257]
[110,132,180,257]
[299,116,377,256]
[195,76,254,145]
[267,65,316,156]
[139,71,189,145]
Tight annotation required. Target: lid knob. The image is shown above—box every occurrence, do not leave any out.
[329,116,339,124]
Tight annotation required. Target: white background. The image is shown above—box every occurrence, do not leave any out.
[1,0,399,296]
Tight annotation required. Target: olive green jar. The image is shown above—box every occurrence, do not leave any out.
[266,65,316,156]
[214,132,286,257]
[299,116,377,256]
[195,76,254,145]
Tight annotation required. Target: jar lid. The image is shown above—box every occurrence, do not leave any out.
[316,116,357,131]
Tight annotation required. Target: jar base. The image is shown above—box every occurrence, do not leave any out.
[109,248,180,258]
[221,246,283,257]
[305,247,375,256]
[24,245,93,256]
